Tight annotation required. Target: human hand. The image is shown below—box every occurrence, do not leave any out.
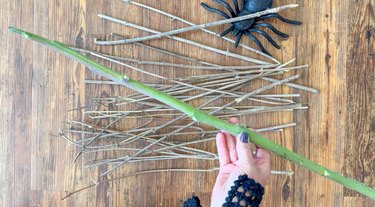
[211,117,271,207]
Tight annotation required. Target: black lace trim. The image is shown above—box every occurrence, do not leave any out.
[183,195,202,207]
[182,175,264,207]
[223,175,264,207]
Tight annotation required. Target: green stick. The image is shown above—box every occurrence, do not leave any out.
[8,27,375,200]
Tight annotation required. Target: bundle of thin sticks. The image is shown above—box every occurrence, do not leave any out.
[60,1,313,186]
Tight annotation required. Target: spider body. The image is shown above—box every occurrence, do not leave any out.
[243,0,272,13]
[201,0,301,56]
[232,10,254,31]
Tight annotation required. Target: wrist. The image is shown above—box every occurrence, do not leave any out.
[223,175,264,207]
[236,165,267,186]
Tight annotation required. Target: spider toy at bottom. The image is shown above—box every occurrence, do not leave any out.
[201,0,302,56]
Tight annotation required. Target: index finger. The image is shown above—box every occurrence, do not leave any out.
[216,132,230,167]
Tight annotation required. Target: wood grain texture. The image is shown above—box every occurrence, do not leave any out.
[1,0,374,206]
[343,0,375,198]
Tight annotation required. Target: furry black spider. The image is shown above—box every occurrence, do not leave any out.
[201,0,302,56]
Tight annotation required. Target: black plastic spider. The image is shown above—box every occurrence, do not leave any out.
[201,0,302,56]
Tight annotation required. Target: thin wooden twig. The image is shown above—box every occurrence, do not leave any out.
[86,155,218,168]
[261,76,319,94]
[173,65,308,81]
[257,123,297,132]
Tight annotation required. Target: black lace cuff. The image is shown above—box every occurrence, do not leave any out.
[183,175,264,207]
[223,175,264,207]
[183,195,202,207]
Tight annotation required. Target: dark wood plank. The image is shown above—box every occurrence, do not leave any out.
[0,0,15,206]
[344,197,375,207]
[344,0,375,199]
[5,1,35,206]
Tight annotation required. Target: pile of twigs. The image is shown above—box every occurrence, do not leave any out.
[59,1,315,178]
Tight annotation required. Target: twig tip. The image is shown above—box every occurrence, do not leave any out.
[291,3,299,7]
[8,27,31,39]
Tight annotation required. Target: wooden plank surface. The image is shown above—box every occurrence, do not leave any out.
[1,0,374,206]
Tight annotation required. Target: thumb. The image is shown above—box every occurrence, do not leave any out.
[236,132,254,164]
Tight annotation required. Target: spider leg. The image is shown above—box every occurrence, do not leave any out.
[244,31,272,56]
[240,0,245,10]
[231,28,240,36]
[201,3,231,19]
[213,0,236,17]
[231,0,240,14]
[253,23,289,38]
[234,31,244,48]
[248,29,281,49]
[220,25,235,37]
[257,13,302,25]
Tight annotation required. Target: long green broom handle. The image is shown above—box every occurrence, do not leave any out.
[8,27,375,200]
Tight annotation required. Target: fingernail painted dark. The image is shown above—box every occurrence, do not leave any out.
[239,133,249,143]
